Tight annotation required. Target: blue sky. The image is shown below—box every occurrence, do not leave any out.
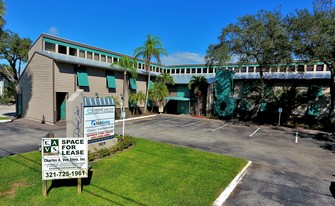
[4,0,313,65]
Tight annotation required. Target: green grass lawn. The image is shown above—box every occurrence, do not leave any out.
[0,116,10,120]
[0,138,247,206]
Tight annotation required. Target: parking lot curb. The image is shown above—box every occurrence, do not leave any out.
[213,160,252,206]
[0,119,13,123]
[115,114,157,123]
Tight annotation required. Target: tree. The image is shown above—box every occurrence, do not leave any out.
[111,56,137,110]
[288,1,335,122]
[0,0,5,30]
[0,63,15,83]
[157,73,175,85]
[206,10,291,118]
[134,34,168,113]
[188,75,208,116]
[0,30,32,80]
[129,91,146,115]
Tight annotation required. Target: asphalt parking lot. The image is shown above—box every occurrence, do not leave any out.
[114,115,335,205]
[1,110,334,205]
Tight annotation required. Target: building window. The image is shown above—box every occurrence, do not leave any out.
[288,65,295,72]
[316,65,323,71]
[107,56,113,63]
[181,68,185,74]
[94,53,99,61]
[69,47,77,56]
[176,69,180,74]
[241,67,246,73]
[203,68,207,73]
[192,68,196,73]
[306,65,313,72]
[101,55,106,62]
[87,52,93,59]
[138,63,142,69]
[58,45,67,54]
[186,68,191,73]
[256,67,260,72]
[297,65,304,72]
[171,69,175,74]
[79,50,85,58]
[248,67,254,72]
[209,68,214,73]
[113,57,118,62]
[45,42,55,52]
[106,71,116,89]
[77,67,89,87]
[197,68,202,73]
[129,78,137,90]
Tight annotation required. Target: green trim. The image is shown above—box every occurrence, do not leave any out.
[77,68,89,87]
[107,75,116,89]
[165,96,190,101]
[129,78,137,90]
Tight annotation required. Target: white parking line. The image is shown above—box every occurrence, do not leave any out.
[211,124,229,132]
[249,127,260,137]
[180,121,201,128]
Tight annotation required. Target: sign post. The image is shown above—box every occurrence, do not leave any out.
[278,107,282,126]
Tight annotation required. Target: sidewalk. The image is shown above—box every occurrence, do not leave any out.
[0,104,16,117]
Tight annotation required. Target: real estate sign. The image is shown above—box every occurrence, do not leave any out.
[41,138,88,180]
[84,106,115,144]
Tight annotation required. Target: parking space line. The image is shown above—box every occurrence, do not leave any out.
[211,124,229,132]
[249,127,260,137]
[180,121,201,128]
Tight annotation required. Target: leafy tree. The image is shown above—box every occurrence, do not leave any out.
[0,30,32,80]
[129,91,146,115]
[149,82,169,107]
[111,56,137,109]
[206,9,291,118]
[0,0,5,30]
[0,63,15,83]
[188,75,208,115]
[134,34,168,113]
[288,2,335,121]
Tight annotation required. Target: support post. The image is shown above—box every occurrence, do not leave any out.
[77,178,82,193]
[42,180,47,197]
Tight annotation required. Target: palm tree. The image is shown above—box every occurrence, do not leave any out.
[111,56,137,111]
[157,73,175,85]
[188,75,208,116]
[149,82,169,106]
[0,0,5,30]
[129,91,146,115]
[134,34,168,113]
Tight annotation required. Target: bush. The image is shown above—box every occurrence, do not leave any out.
[89,135,134,161]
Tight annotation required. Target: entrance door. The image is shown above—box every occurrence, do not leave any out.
[56,92,67,121]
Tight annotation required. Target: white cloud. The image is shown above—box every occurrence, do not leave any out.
[161,52,205,65]
[48,27,59,36]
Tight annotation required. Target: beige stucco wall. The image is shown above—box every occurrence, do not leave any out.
[28,36,43,60]
[16,53,54,123]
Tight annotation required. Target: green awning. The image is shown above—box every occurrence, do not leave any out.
[77,68,89,87]
[129,78,137,90]
[165,96,190,101]
[107,75,116,89]
[149,80,154,89]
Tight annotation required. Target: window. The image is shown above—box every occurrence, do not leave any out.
[248,67,254,72]
[113,57,118,62]
[107,56,113,63]
[176,69,180,74]
[241,67,246,73]
[138,63,142,69]
[77,67,89,87]
[87,52,92,59]
[101,55,106,62]
[316,65,323,71]
[45,42,55,52]
[58,45,67,54]
[209,67,214,73]
[192,68,196,73]
[69,47,77,56]
[256,67,260,72]
[297,65,304,72]
[79,50,85,58]
[171,69,175,74]
[129,78,137,90]
[181,68,185,74]
[106,71,116,89]
[186,68,191,73]
[203,68,207,73]
[197,68,202,73]
[288,65,295,72]
[306,65,313,72]
[94,53,99,61]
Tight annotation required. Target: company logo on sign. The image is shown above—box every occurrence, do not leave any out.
[43,139,59,155]
[91,120,111,126]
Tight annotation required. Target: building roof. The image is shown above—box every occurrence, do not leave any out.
[36,51,160,77]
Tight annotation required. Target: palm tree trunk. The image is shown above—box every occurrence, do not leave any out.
[144,71,150,114]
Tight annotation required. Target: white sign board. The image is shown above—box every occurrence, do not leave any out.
[278,107,283,113]
[41,138,88,180]
[84,106,115,144]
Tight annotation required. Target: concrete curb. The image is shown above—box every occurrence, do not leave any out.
[115,114,157,123]
[0,119,13,123]
[213,160,252,206]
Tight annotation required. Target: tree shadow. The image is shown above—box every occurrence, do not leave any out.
[298,132,335,153]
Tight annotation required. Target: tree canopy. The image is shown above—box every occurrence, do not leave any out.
[0,0,5,30]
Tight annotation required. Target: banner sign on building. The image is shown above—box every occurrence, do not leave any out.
[84,105,115,144]
[41,137,88,180]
